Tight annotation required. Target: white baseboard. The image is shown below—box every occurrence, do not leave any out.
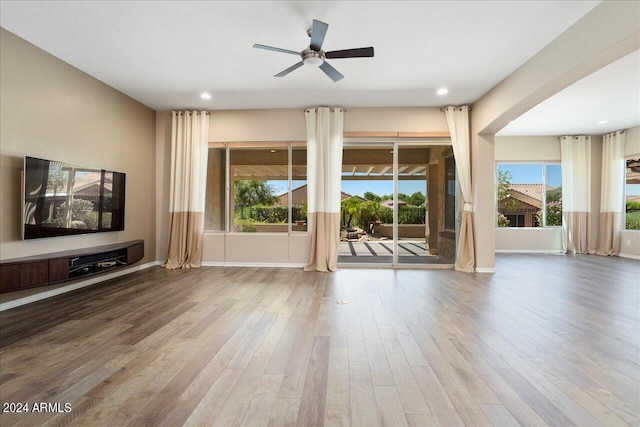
[0,261,161,312]
[618,252,640,260]
[202,261,306,268]
[475,268,496,273]
[495,249,563,254]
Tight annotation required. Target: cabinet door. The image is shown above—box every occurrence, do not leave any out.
[21,261,49,287]
[127,242,144,264]
[0,261,49,292]
[0,264,22,292]
[49,259,69,283]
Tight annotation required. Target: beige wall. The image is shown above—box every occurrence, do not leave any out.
[495,229,563,253]
[494,133,640,256]
[155,111,172,261]
[495,136,560,161]
[158,107,447,265]
[495,136,561,254]
[626,125,640,157]
[155,1,640,268]
[0,29,156,262]
[208,107,448,143]
[472,1,639,269]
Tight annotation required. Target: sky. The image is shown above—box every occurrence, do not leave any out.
[498,163,639,196]
[497,163,561,188]
[268,163,640,197]
[268,179,426,198]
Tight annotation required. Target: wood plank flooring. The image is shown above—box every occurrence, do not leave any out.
[0,254,638,426]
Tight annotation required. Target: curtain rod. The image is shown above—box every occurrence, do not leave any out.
[305,107,346,113]
[440,106,471,112]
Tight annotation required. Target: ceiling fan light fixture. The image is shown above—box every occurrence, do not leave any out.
[303,56,324,67]
[302,49,324,67]
[253,19,373,82]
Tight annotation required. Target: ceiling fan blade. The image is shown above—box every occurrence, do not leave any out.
[253,44,300,56]
[275,61,304,77]
[309,19,329,51]
[319,61,344,82]
[325,47,374,59]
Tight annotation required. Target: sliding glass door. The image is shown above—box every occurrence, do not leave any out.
[396,145,430,265]
[339,145,394,265]
[339,141,456,267]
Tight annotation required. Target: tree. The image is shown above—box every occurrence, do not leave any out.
[363,191,381,202]
[397,193,410,203]
[341,196,363,228]
[358,200,382,232]
[497,170,518,212]
[536,199,563,226]
[234,180,277,206]
[497,212,510,227]
[234,180,277,219]
[545,200,563,226]
[408,192,425,206]
[546,186,562,203]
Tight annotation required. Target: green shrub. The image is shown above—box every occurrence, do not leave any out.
[358,201,382,231]
[626,211,640,230]
[250,205,288,223]
[234,219,256,232]
[101,212,112,228]
[85,211,98,229]
[398,205,425,224]
[497,212,510,227]
[377,206,426,225]
[626,201,640,211]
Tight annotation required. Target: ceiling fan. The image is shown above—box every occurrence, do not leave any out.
[253,19,374,82]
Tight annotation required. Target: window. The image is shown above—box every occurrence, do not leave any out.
[626,157,640,230]
[204,143,307,233]
[496,162,562,228]
[231,145,288,232]
[204,144,226,231]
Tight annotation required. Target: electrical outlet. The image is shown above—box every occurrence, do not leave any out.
[625,239,631,246]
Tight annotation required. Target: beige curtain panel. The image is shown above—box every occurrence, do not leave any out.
[560,136,593,254]
[597,130,626,255]
[304,107,344,272]
[444,106,475,273]
[163,111,210,269]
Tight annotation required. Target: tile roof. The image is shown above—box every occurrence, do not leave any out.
[508,184,553,202]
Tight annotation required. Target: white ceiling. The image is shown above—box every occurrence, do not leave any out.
[3,1,636,136]
[498,49,640,136]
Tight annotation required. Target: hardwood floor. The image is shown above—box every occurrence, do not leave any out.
[0,254,638,426]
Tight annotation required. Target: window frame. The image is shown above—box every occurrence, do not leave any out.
[624,155,640,232]
[204,142,307,234]
[495,161,562,229]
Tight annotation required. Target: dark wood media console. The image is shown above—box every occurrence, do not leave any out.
[0,240,144,293]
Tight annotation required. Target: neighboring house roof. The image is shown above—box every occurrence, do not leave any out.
[46,172,112,197]
[73,172,113,195]
[508,184,552,202]
[379,199,407,208]
[627,195,640,202]
[277,184,362,205]
[498,183,553,211]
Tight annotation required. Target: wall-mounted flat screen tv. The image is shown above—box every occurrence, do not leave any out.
[23,156,126,239]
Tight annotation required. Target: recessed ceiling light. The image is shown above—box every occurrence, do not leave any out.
[437,87,449,95]
[200,92,212,100]
[597,120,608,124]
